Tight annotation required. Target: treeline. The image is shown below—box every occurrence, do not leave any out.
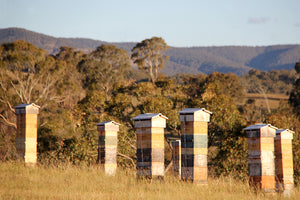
[2,28,300,76]
[0,40,300,184]
[242,69,296,95]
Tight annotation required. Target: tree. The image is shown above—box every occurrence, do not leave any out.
[54,47,85,108]
[0,41,82,108]
[210,136,248,180]
[0,41,84,161]
[289,62,300,116]
[78,45,130,94]
[0,41,59,129]
[201,72,244,101]
[131,37,169,83]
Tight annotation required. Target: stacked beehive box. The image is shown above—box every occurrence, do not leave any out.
[97,121,120,175]
[178,108,212,184]
[15,103,40,165]
[244,124,277,193]
[275,129,294,195]
[172,140,181,178]
[132,113,168,179]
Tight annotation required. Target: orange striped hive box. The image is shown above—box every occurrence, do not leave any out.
[275,129,294,196]
[178,108,212,184]
[132,113,168,179]
[15,103,40,165]
[244,124,277,193]
[97,121,120,175]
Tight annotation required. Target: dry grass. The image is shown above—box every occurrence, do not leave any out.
[0,162,299,200]
[245,93,289,100]
[242,93,289,109]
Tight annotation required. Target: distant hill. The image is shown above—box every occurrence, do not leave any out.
[1,27,300,76]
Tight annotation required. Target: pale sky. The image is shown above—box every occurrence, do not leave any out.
[1,0,299,47]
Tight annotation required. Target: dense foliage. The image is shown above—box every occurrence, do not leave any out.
[0,40,299,184]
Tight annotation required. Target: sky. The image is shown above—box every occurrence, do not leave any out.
[1,0,300,47]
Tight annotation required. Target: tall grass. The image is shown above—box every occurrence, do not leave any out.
[0,162,298,200]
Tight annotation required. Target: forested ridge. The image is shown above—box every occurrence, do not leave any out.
[1,38,300,184]
[1,27,300,75]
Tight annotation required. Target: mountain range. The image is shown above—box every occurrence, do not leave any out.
[1,27,300,76]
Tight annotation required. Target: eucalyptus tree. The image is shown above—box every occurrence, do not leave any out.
[0,41,83,159]
[0,41,81,108]
[78,44,131,94]
[131,37,169,83]
[0,41,65,128]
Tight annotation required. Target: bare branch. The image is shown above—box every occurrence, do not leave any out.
[0,114,17,130]
[164,159,173,173]
[40,121,48,127]
[10,80,24,103]
[35,72,59,103]
[117,152,135,166]
[164,135,173,150]
[7,102,15,114]
[125,135,137,150]
[163,135,174,173]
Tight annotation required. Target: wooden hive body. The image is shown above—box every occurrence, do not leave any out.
[244,124,277,193]
[97,121,120,175]
[275,129,294,194]
[15,103,40,165]
[178,108,212,184]
[133,113,167,179]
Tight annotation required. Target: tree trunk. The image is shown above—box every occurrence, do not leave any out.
[149,64,155,83]
[154,66,158,83]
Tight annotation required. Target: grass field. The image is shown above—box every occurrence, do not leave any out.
[1,162,299,200]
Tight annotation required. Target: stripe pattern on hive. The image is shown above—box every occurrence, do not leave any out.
[97,121,120,175]
[275,129,294,194]
[15,103,40,165]
[178,108,212,184]
[244,124,277,193]
[133,113,167,179]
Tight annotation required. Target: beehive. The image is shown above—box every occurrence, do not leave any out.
[132,113,168,179]
[172,140,181,178]
[244,124,277,193]
[178,108,212,184]
[275,129,294,195]
[97,121,120,175]
[15,103,40,165]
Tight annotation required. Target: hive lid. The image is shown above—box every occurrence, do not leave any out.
[14,103,40,109]
[244,124,278,131]
[275,129,294,139]
[96,121,121,126]
[276,129,294,134]
[132,113,168,120]
[178,108,212,114]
